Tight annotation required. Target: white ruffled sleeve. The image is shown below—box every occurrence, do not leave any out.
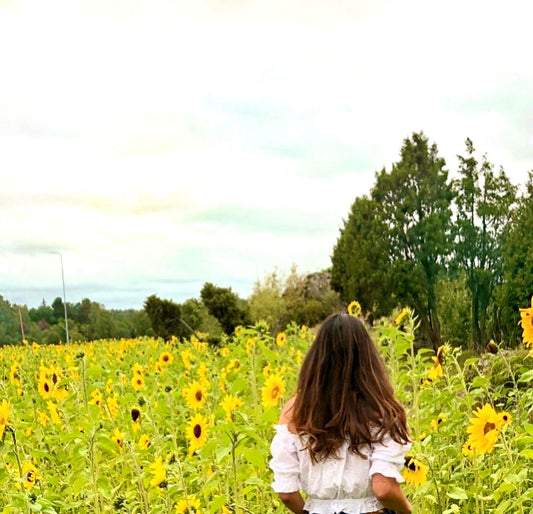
[369,432,411,483]
[269,424,301,493]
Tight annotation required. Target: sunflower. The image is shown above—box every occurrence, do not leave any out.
[220,394,243,422]
[181,349,194,370]
[402,457,428,487]
[197,362,208,377]
[427,357,444,381]
[149,456,166,487]
[435,344,450,365]
[431,413,445,432]
[497,411,512,427]
[51,386,68,402]
[19,461,38,491]
[220,347,230,358]
[466,404,501,454]
[395,307,409,326]
[113,428,124,450]
[175,495,202,513]
[138,434,151,450]
[0,399,10,438]
[187,413,208,456]
[159,351,173,366]
[234,325,243,338]
[183,381,207,410]
[276,332,286,347]
[132,363,144,376]
[131,375,145,391]
[37,376,53,400]
[47,401,60,425]
[48,366,62,387]
[347,300,362,317]
[246,338,256,355]
[131,407,141,423]
[519,296,533,347]
[261,374,285,409]
[38,411,48,426]
[226,359,240,373]
[462,441,475,457]
[300,325,308,338]
[9,363,20,387]
[486,340,498,354]
[106,396,118,418]
[88,389,103,407]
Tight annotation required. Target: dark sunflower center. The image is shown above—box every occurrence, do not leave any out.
[27,471,35,482]
[193,424,202,438]
[163,355,169,362]
[484,422,496,434]
[44,383,50,393]
[271,386,280,398]
[407,460,417,471]
[52,373,58,384]
[195,391,203,402]
[131,409,140,421]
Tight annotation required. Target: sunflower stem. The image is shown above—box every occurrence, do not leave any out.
[127,441,149,514]
[88,425,103,514]
[7,426,29,514]
[472,454,484,514]
[80,355,88,412]
[230,431,241,513]
[424,456,444,513]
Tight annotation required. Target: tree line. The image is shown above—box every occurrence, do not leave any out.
[2,131,531,349]
[0,266,342,345]
[331,132,532,350]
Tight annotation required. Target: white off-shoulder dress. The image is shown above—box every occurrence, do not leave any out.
[270,424,411,514]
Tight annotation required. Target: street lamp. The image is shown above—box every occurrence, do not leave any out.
[50,252,70,344]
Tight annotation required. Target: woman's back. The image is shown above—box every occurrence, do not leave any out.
[269,313,413,514]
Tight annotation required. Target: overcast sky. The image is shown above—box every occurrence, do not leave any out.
[1,0,532,309]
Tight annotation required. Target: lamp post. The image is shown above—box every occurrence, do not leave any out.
[51,252,70,344]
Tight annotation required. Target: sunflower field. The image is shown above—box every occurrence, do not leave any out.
[0,299,532,513]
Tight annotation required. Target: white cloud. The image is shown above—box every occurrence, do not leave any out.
[1,0,533,307]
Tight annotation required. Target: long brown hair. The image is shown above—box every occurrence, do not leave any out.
[292,313,409,463]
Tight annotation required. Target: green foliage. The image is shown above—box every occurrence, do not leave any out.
[371,132,454,347]
[496,172,533,346]
[28,299,56,325]
[200,283,251,335]
[435,276,471,348]
[452,139,517,349]
[282,266,342,327]
[249,270,288,333]
[0,295,21,344]
[331,196,395,321]
[144,294,186,340]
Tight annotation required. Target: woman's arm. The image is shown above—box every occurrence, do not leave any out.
[278,491,305,514]
[372,473,412,514]
[274,397,304,513]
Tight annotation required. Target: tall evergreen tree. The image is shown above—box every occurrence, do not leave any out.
[371,132,454,347]
[331,196,394,320]
[452,139,517,348]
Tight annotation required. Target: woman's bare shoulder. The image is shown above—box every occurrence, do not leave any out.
[279,396,297,434]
